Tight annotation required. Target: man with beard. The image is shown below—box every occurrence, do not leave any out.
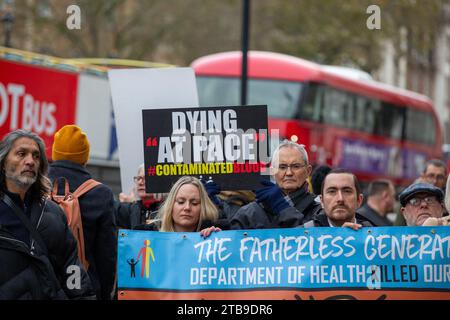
[302,168,373,228]
[399,182,450,226]
[0,130,94,299]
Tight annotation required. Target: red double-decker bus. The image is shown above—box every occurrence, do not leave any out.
[191,51,443,187]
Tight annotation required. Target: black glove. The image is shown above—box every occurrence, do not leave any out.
[255,180,290,214]
[201,178,221,206]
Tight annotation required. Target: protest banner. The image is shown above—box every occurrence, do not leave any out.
[142,105,271,192]
[108,67,199,194]
[117,226,450,300]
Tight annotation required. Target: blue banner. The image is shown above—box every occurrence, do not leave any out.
[117,227,450,300]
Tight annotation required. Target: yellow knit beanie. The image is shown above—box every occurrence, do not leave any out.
[52,125,90,165]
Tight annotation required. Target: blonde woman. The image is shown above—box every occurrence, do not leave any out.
[149,176,223,236]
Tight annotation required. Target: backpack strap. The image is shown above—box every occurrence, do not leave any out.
[1,193,49,255]
[73,179,101,198]
[51,177,70,199]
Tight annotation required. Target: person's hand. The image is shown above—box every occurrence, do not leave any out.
[342,222,363,230]
[200,226,222,238]
[440,216,450,226]
[201,178,221,206]
[255,180,290,214]
[119,190,135,203]
[423,217,439,226]
[423,216,450,226]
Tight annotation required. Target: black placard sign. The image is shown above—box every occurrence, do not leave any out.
[142,105,270,192]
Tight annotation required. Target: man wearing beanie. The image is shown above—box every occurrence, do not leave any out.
[49,125,116,300]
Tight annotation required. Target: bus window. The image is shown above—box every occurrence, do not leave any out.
[375,102,404,139]
[248,79,302,118]
[303,84,405,140]
[405,108,436,145]
[367,98,381,135]
[322,86,356,129]
[323,87,344,127]
[345,94,357,131]
[197,77,239,106]
[355,96,376,134]
[301,84,322,122]
[196,76,303,119]
[390,104,404,139]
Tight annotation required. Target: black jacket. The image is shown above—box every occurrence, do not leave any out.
[0,193,94,299]
[48,160,116,300]
[216,192,255,220]
[217,198,253,221]
[357,204,393,227]
[302,210,374,227]
[114,200,160,230]
[230,186,321,229]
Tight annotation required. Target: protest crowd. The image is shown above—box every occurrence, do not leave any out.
[1,124,449,300]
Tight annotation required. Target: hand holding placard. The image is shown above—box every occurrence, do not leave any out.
[255,180,290,214]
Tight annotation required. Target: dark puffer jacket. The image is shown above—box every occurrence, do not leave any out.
[230,185,321,229]
[216,190,255,220]
[48,160,116,300]
[115,200,160,230]
[0,194,94,299]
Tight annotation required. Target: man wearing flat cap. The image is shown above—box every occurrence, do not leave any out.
[399,182,450,226]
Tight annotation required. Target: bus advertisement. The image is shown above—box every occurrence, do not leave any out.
[0,46,116,162]
[191,51,443,187]
[0,58,78,151]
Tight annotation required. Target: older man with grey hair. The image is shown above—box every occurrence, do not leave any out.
[115,163,165,229]
[399,182,449,226]
[230,140,321,229]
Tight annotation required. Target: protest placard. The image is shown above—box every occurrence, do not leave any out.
[142,105,271,192]
[108,67,198,194]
